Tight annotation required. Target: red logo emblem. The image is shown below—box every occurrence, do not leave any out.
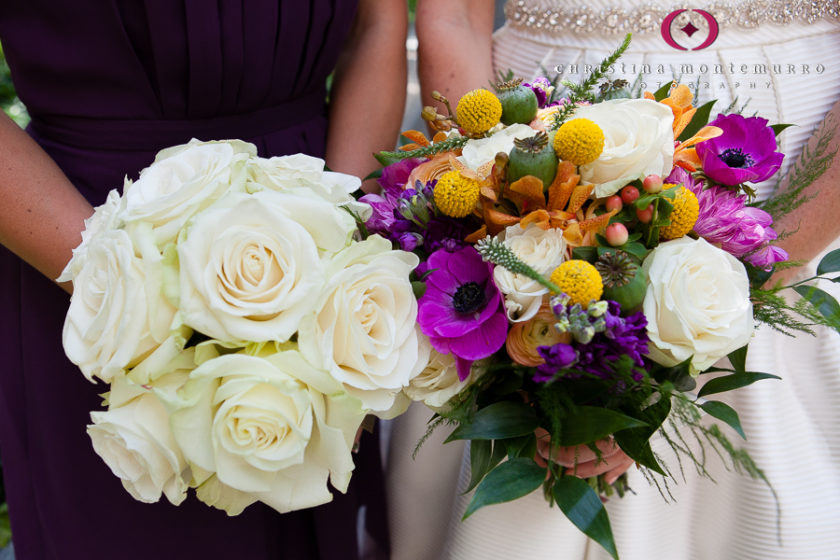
[660,9,720,50]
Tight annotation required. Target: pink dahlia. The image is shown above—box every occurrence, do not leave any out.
[417,247,508,380]
[668,167,788,269]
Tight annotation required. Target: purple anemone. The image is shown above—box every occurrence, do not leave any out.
[417,246,508,381]
[696,113,783,185]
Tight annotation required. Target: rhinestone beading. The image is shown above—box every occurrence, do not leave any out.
[504,0,840,34]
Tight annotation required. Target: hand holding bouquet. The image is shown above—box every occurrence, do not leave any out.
[60,139,430,515]
[366,35,840,558]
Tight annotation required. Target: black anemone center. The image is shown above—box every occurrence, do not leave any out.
[718,148,754,168]
[452,282,485,314]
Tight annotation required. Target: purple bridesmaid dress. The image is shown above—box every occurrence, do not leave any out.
[0,2,389,558]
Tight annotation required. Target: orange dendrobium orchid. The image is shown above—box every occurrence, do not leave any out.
[673,125,723,172]
[645,83,695,138]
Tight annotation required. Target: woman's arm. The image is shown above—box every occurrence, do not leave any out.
[326,0,408,192]
[0,112,93,291]
[416,0,495,111]
[771,98,840,283]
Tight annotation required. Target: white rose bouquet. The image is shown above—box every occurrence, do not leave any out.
[60,139,429,515]
[366,34,840,559]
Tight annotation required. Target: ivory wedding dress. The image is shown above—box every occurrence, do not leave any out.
[389,2,840,559]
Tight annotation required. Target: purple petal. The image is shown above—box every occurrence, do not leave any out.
[447,310,508,360]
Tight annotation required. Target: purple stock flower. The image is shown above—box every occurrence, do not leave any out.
[667,167,788,268]
[535,301,648,383]
[696,113,784,185]
[417,247,508,381]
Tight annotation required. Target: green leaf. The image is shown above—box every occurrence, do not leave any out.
[697,371,780,398]
[700,400,745,439]
[558,406,647,446]
[622,241,649,261]
[677,99,717,142]
[793,285,840,333]
[770,123,795,137]
[817,248,840,275]
[613,396,671,474]
[463,458,545,519]
[573,245,599,262]
[363,168,383,181]
[506,433,538,460]
[553,476,618,559]
[446,401,539,442]
[652,80,674,102]
[727,346,748,374]
[466,440,493,493]
[651,357,696,391]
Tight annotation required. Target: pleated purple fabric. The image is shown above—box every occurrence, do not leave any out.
[0,2,395,559]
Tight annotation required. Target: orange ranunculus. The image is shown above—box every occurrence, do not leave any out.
[506,300,571,366]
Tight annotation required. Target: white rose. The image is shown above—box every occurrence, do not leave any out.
[458,124,535,173]
[88,372,189,506]
[298,235,429,415]
[176,190,356,343]
[404,346,471,409]
[170,351,364,514]
[494,224,567,322]
[248,154,371,223]
[120,139,254,247]
[63,229,175,383]
[643,237,754,372]
[574,99,675,198]
[58,189,124,282]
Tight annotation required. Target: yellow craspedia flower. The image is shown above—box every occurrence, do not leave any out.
[660,185,700,240]
[549,260,603,308]
[456,89,502,135]
[552,118,605,166]
[434,170,481,218]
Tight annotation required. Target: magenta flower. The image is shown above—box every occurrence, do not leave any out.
[523,77,553,108]
[668,167,788,269]
[696,113,784,185]
[417,247,508,380]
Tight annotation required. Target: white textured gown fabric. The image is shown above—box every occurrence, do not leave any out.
[388,4,840,560]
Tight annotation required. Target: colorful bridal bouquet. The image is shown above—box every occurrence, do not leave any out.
[59,139,429,514]
[365,36,840,558]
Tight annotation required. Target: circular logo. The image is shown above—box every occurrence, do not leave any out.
[660,9,719,51]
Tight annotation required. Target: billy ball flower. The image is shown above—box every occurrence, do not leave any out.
[660,186,699,240]
[433,170,481,218]
[696,113,784,185]
[456,88,503,135]
[417,246,508,381]
[552,118,605,166]
[549,260,603,308]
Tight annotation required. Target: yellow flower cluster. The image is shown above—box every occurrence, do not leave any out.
[660,186,699,240]
[552,118,605,166]
[433,170,481,218]
[456,89,502,135]
[549,260,603,308]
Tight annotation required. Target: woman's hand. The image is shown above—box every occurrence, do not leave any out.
[534,428,635,485]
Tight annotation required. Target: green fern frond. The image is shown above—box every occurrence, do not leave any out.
[378,135,469,161]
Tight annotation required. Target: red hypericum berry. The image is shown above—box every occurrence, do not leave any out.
[605,223,629,246]
[620,186,640,204]
[605,195,623,212]
[642,174,663,193]
[636,204,654,223]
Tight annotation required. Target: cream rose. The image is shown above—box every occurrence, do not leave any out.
[176,190,356,343]
[458,124,535,173]
[170,351,364,514]
[88,373,189,506]
[494,224,567,322]
[298,235,429,415]
[404,345,471,409]
[643,237,755,372]
[573,99,675,197]
[120,139,254,247]
[63,229,175,383]
[58,189,124,282]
